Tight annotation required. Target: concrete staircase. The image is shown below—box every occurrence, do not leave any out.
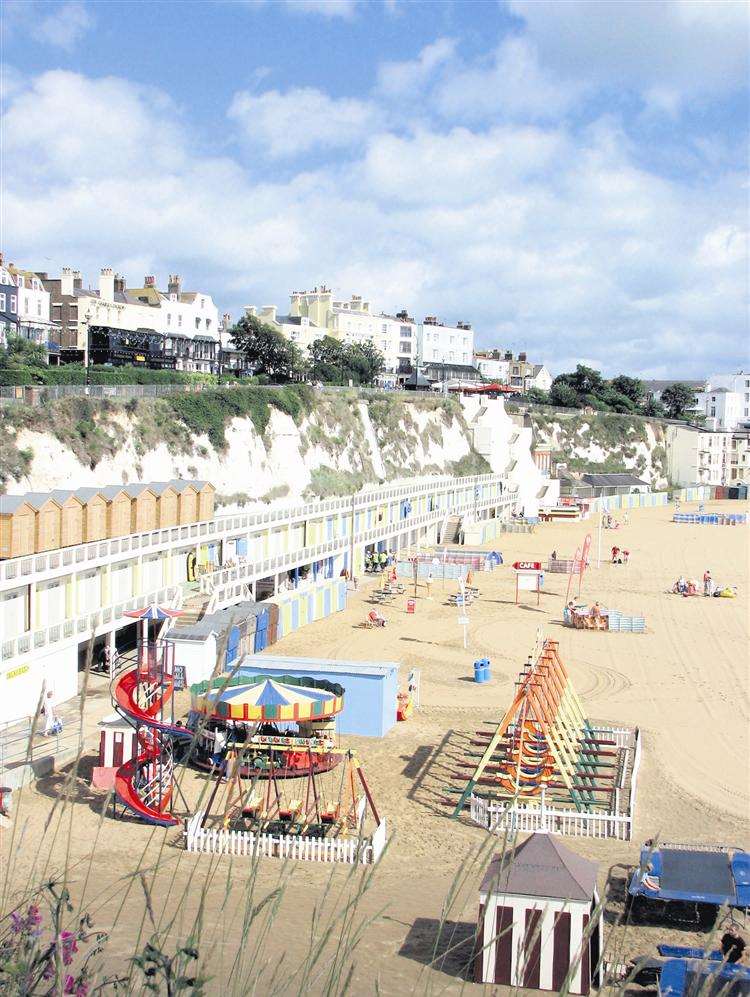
[442,515,462,544]
[176,594,209,629]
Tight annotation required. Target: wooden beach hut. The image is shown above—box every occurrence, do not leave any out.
[50,490,86,548]
[152,483,179,529]
[25,493,63,553]
[0,496,37,559]
[474,833,602,994]
[195,481,215,522]
[101,486,133,539]
[76,488,108,543]
[174,481,199,525]
[127,484,158,534]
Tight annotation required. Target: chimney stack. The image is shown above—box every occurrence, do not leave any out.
[113,273,126,294]
[260,305,278,323]
[144,275,156,287]
[168,274,181,297]
[60,266,74,296]
[99,267,115,302]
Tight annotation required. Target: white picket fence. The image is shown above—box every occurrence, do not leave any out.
[184,811,387,865]
[469,726,641,842]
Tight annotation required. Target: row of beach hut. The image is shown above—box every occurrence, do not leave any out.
[0,480,216,560]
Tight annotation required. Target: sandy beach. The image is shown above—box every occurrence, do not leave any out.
[2,500,748,994]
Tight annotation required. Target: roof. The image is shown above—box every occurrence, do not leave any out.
[581,473,649,487]
[480,833,598,902]
[49,489,84,505]
[424,362,480,375]
[0,495,36,513]
[404,370,432,387]
[171,601,261,641]
[20,491,63,509]
[643,379,705,391]
[240,655,400,678]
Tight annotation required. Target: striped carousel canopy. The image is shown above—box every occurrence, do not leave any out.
[190,674,344,722]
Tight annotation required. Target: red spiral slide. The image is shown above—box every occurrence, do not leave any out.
[113,667,191,827]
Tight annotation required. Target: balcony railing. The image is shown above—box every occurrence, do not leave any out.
[0,472,508,587]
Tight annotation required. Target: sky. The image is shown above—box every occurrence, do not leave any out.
[2,0,748,378]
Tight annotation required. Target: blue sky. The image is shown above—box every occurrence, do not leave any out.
[3,0,748,377]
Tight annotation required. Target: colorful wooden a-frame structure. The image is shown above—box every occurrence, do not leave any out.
[452,635,618,817]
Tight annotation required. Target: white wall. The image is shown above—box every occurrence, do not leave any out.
[172,634,216,685]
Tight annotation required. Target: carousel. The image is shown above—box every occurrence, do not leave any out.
[189,674,345,777]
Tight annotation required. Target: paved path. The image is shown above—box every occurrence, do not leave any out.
[0,672,115,789]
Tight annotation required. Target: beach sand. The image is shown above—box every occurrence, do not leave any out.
[2,500,748,994]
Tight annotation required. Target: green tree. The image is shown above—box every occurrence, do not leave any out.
[347,340,385,385]
[525,387,550,404]
[610,374,644,406]
[309,336,349,383]
[642,397,665,418]
[597,386,636,413]
[0,335,48,369]
[660,382,696,419]
[549,381,580,408]
[309,337,385,385]
[568,364,605,397]
[229,315,304,382]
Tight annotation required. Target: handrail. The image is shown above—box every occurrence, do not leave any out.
[0,472,509,586]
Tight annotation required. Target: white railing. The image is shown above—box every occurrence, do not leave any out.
[0,472,509,587]
[1,584,181,663]
[473,794,634,842]
[469,726,640,843]
[184,811,386,865]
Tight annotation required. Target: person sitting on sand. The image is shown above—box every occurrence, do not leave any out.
[611,546,619,563]
[721,924,747,964]
[703,569,713,596]
[551,549,557,560]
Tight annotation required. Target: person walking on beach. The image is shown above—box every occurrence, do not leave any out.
[42,690,58,736]
[703,569,712,596]
[624,511,630,527]
[425,571,433,600]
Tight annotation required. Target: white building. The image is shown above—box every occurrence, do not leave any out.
[262,287,476,382]
[462,394,560,516]
[666,424,750,486]
[417,316,474,368]
[7,265,57,355]
[42,268,221,372]
[474,355,510,382]
[0,472,515,725]
[693,372,750,431]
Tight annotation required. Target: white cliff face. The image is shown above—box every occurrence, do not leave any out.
[5,397,491,504]
[461,396,559,516]
[531,415,668,488]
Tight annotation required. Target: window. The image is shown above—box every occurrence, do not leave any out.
[24,297,29,312]
[10,296,16,312]
[206,319,211,330]
[449,335,455,345]
[37,300,41,316]
[400,326,411,337]
[167,313,171,326]
[200,298,205,309]
[382,323,387,333]
[178,315,182,327]
[195,317,201,329]
[399,341,411,354]
[0,293,5,310]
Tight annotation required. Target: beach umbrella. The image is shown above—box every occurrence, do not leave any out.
[124,604,183,643]
[123,605,183,620]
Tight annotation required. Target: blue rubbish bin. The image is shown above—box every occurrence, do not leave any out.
[474,658,490,683]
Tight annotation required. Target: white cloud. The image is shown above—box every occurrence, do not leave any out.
[37,1,93,50]
[2,69,747,378]
[434,35,584,122]
[377,38,456,97]
[283,0,358,18]
[228,86,380,157]
[508,0,749,103]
